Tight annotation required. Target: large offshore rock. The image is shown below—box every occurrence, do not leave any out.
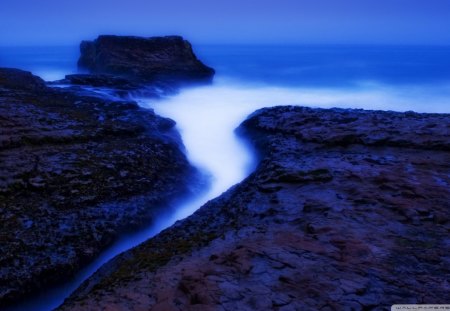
[59,106,450,310]
[0,68,198,306]
[78,35,215,82]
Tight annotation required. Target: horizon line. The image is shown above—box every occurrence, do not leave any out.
[1,42,450,48]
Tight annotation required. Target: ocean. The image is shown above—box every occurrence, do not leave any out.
[2,45,450,87]
[2,44,450,112]
[1,44,449,311]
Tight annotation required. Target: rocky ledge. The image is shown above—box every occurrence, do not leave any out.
[59,106,449,310]
[0,68,198,306]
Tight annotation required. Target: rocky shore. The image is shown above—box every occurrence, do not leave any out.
[58,106,450,310]
[0,67,199,306]
[0,34,214,307]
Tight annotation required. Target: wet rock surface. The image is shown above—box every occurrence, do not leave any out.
[78,35,215,83]
[59,106,450,310]
[0,68,197,306]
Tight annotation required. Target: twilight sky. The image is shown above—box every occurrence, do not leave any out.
[1,0,450,45]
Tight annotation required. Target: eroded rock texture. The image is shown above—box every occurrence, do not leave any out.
[0,68,197,306]
[59,106,450,311]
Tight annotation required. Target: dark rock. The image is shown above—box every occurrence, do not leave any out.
[78,35,215,82]
[0,68,45,91]
[50,35,214,100]
[58,106,450,310]
[0,68,198,307]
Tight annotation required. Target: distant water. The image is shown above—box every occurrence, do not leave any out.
[1,44,449,110]
[1,44,450,86]
[0,46,79,81]
[1,44,450,311]
[195,45,450,87]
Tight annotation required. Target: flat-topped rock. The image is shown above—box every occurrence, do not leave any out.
[78,35,215,82]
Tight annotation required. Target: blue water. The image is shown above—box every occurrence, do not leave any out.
[195,45,450,87]
[3,44,449,111]
[0,46,79,81]
[1,44,450,311]
[2,44,450,88]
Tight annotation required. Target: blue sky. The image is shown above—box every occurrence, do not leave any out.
[1,0,450,45]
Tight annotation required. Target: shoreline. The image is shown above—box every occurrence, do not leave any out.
[0,67,202,308]
[0,36,216,308]
[59,105,450,310]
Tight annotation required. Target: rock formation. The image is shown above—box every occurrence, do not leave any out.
[0,68,198,306]
[58,106,450,310]
[77,35,215,83]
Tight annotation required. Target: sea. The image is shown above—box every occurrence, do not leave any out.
[1,44,449,311]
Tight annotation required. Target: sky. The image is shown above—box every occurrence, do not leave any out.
[1,0,450,46]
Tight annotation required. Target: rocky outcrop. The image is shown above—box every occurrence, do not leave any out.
[78,35,215,82]
[52,36,215,98]
[0,68,46,91]
[0,68,198,306]
[59,106,450,310]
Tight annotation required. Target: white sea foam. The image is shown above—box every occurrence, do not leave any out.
[142,78,450,222]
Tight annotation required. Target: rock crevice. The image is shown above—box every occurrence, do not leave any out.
[58,106,450,310]
[0,68,198,306]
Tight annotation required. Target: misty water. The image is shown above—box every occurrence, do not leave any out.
[1,45,450,310]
